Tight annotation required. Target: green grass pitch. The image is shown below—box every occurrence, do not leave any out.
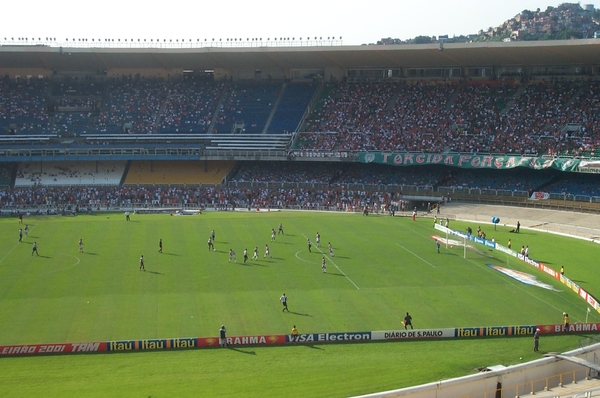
[0,211,598,397]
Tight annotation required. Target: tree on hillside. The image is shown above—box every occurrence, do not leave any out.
[413,35,433,44]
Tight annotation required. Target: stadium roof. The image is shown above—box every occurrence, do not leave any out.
[2,39,600,71]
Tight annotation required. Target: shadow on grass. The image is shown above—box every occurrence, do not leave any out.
[36,255,51,259]
[146,270,165,275]
[304,345,324,350]
[327,273,346,277]
[164,253,181,256]
[289,311,311,317]
[228,347,256,355]
[85,252,98,255]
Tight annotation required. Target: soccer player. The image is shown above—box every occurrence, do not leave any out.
[125,211,130,221]
[328,242,335,257]
[404,312,413,330]
[243,249,248,263]
[32,241,39,256]
[211,230,216,241]
[321,257,326,273]
[278,223,284,234]
[307,239,312,253]
[229,249,237,263]
[264,244,271,258]
[24,224,29,237]
[139,255,145,271]
[208,237,215,251]
[19,229,23,242]
[252,246,259,260]
[271,229,276,242]
[315,232,321,247]
[79,239,84,253]
[158,238,163,253]
[436,240,440,253]
[291,325,299,342]
[280,293,289,312]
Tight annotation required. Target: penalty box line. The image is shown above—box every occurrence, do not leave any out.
[0,223,39,265]
[395,243,436,268]
[302,233,360,290]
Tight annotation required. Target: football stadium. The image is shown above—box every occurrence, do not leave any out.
[1,36,600,397]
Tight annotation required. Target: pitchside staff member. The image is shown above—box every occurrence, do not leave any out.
[404,312,413,330]
[219,325,227,347]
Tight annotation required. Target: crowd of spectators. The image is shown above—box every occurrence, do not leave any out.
[0,78,50,134]
[2,76,600,157]
[0,184,402,213]
[298,79,600,156]
[2,160,600,213]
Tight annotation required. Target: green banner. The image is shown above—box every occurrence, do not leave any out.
[358,152,581,172]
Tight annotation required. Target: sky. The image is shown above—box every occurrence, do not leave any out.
[1,1,568,46]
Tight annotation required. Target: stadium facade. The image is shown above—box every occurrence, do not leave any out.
[1,40,600,212]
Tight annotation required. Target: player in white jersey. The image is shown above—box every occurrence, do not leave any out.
[271,229,276,242]
[321,257,327,273]
[243,249,248,263]
[315,232,321,247]
[252,246,259,260]
[264,244,271,258]
[328,242,334,257]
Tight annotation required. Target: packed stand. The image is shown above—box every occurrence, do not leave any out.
[0,78,50,134]
[298,79,600,156]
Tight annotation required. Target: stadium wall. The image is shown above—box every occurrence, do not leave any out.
[1,323,598,357]
[355,342,600,398]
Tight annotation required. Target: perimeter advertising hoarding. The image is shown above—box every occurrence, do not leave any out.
[0,342,107,356]
[537,323,600,334]
[286,331,372,343]
[372,328,454,340]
